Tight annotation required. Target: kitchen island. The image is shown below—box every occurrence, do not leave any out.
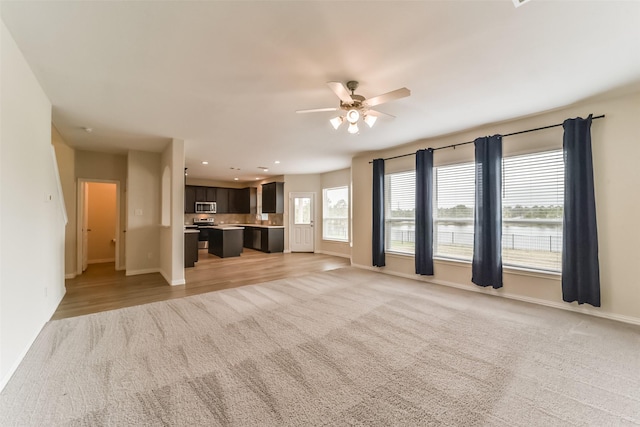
[203,226,245,258]
[184,228,200,267]
[240,224,285,253]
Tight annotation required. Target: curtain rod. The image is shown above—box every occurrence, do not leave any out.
[369,114,605,163]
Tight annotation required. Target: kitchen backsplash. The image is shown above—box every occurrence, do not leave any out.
[185,213,283,226]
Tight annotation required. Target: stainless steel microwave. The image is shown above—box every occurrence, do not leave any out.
[195,201,216,214]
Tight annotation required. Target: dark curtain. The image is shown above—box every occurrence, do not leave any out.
[472,135,503,289]
[415,149,434,275]
[372,158,386,267]
[562,115,600,307]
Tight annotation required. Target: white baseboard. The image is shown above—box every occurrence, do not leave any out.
[351,263,640,326]
[125,268,160,276]
[160,269,185,286]
[315,249,351,259]
[65,273,76,279]
[88,258,115,264]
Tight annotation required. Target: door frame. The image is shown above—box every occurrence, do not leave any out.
[76,179,122,275]
[289,192,316,252]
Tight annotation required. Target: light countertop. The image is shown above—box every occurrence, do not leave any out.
[184,229,200,234]
[237,224,285,229]
[198,225,245,230]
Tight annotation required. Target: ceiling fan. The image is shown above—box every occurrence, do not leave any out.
[296,81,410,134]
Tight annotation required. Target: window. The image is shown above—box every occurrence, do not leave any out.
[434,162,475,260]
[322,186,349,241]
[502,150,563,272]
[385,171,415,254]
[384,149,564,273]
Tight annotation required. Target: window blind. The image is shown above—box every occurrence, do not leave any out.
[385,171,416,254]
[502,150,564,272]
[434,162,475,260]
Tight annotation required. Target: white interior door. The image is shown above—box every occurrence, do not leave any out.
[290,193,314,252]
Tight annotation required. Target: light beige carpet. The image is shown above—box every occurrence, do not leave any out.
[1,267,639,426]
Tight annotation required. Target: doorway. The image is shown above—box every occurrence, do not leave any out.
[77,179,121,275]
[290,192,315,252]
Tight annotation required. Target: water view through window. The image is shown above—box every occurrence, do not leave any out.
[385,150,564,272]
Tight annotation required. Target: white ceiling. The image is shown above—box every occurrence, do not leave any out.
[2,1,639,181]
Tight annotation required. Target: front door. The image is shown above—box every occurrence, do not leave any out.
[290,193,314,252]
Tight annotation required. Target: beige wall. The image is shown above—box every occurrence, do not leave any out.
[352,89,640,323]
[159,139,185,285]
[87,182,116,263]
[76,150,127,269]
[1,18,66,390]
[126,150,161,275]
[319,168,351,258]
[51,126,76,277]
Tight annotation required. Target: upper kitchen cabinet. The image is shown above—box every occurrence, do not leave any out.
[216,188,229,213]
[206,187,217,202]
[194,186,207,202]
[185,185,257,214]
[185,185,196,213]
[262,182,284,213]
[229,187,257,214]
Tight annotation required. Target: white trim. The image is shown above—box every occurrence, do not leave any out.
[160,269,185,286]
[351,263,640,327]
[289,192,316,253]
[125,268,160,276]
[315,249,351,259]
[77,179,122,275]
[88,258,115,264]
[65,273,76,279]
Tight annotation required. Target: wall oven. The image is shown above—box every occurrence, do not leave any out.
[195,201,216,214]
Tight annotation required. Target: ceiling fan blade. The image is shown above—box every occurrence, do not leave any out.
[327,81,354,104]
[296,107,339,114]
[367,109,396,119]
[363,87,411,107]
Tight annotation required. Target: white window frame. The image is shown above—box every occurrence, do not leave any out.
[384,171,416,255]
[322,186,349,242]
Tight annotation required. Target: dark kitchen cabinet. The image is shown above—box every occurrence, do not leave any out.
[216,188,229,213]
[195,186,207,202]
[208,228,243,258]
[262,227,284,253]
[206,187,217,202]
[185,185,257,214]
[243,226,284,253]
[184,232,199,267]
[185,186,196,213]
[262,182,284,213]
[229,187,257,214]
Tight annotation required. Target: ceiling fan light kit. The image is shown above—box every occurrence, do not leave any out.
[297,80,410,134]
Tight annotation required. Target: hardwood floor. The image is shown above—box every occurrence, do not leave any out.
[51,249,350,320]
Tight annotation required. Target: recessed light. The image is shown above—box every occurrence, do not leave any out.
[255,177,260,180]
[234,178,238,181]
[83,127,93,133]
[202,161,209,165]
[274,160,280,164]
